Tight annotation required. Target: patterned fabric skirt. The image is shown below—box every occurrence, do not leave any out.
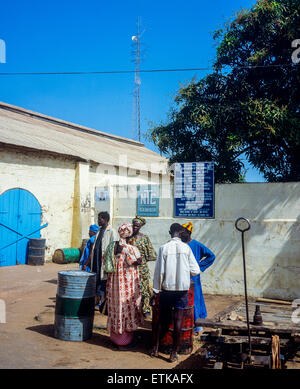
[138,261,152,315]
[106,264,143,335]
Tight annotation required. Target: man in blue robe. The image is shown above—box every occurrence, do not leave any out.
[181,222,215,334]
[79,224,99,272]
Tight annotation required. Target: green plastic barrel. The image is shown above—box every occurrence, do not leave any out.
[52,248,81,264]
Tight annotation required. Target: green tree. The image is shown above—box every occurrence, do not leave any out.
[149,0,300,183]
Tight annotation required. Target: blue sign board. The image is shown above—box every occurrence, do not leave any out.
[137,185,159,217]
[174,162,214,218]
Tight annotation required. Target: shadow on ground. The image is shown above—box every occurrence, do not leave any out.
[44,279,57,285]
[86,328,155,356]
[25,323,155,357]
[26,324,55,338]
[173,351,204,369]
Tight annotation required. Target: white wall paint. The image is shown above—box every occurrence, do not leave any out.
[0,148,76,260]
[112,183,300,300]
[0,148,169,262]
[1,147,299,300]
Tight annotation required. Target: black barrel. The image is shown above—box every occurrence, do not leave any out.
[27,238,46,266]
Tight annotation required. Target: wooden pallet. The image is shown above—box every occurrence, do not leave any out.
[195,298,300,338]
[195,298,300,369]
[200,333,291,346]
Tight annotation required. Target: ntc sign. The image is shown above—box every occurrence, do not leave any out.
[137,185,159,216]
[174,162,215,218]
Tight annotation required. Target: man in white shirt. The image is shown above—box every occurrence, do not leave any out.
[150,223,200,362]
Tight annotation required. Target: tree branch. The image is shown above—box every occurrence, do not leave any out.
[233,146,253,159]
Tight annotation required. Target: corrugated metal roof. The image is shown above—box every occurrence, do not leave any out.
[0,102,168,174]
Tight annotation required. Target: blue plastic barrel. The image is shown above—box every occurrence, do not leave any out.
[54,270,96,341]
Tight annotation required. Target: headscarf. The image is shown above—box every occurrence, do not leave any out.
[118,223,133,245]
[89,224,99,234]
[132,215,146,227]
[182,222,193,233]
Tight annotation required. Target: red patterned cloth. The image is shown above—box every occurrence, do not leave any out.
[106,244,143,334]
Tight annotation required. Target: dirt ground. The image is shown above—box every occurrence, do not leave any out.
[0,263,298,369]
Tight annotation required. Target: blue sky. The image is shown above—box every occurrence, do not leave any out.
[0,0,264,182]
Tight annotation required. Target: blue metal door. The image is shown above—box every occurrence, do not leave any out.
[0,189,43,267]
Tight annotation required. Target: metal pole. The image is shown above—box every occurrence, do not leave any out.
[137,17,141,142]
[241,230,252,359]
[235,217,252,362]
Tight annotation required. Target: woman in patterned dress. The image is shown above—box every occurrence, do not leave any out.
[104,223,143,347]
[128,216,157,317]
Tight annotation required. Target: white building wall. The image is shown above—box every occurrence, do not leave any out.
[0,148,170,262]
[112,182,300,300]
[0,147,76,261]
[88,162,164,227]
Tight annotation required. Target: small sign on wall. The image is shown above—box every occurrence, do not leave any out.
[137,185,159,217]
[94,187,110,219]
[95,187,110,202]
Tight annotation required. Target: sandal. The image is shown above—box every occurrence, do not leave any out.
[149,348,159,358]
[169,352,179,363]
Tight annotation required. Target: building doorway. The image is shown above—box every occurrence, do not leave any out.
[0,188,42,267]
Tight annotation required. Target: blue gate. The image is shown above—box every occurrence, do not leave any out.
[0,188,47,267]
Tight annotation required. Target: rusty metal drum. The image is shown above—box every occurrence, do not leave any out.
[152,282,195,355]
[54,270,96,341]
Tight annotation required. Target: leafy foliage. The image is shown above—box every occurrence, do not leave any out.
[149,0,300,182]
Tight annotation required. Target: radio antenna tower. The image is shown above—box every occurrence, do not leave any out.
[131,17,142,141]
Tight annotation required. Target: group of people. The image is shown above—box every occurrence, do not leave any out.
[79,211,215,362]
[79,212,157,344]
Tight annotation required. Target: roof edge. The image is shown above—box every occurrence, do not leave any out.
[0,141,168,174]
[0,101,145,147]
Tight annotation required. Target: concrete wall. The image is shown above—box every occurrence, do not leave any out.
[2,146,298,300]
[88,161,164,225]
[112,183,300,300]
[0,147,76,260]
